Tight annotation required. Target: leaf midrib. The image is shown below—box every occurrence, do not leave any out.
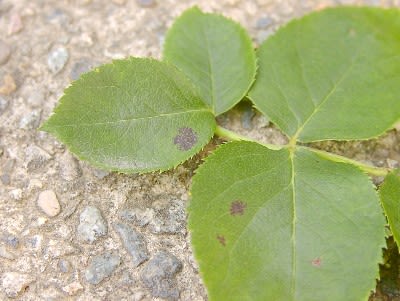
[291,48,361,143]
[47,108,212,127]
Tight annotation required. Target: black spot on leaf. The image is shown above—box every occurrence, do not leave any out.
[217,235,226,246]
[174,127,198,151]
[230,200,246,216]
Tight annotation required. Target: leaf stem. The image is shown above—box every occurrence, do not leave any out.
[301,146,390,176]
[214,125,283,150]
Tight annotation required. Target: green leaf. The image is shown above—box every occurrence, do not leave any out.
[380,170,400,246]
[248,7,400,142]
[189,141,385,301]
[41,58,216,173]
[163,7,256,116]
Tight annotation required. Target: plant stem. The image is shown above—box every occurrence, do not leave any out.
[215,126,391,176]
[214,126,283,150]
[301,146,390,177]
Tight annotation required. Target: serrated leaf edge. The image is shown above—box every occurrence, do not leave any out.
[41,57,217,174]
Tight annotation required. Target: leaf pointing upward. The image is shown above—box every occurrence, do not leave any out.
[164,7,257,116]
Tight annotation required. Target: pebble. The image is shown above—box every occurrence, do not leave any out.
[19,109,42,130]
[85,252,120,285]
[47,47,69,74]
[4,235,19,248]
[62,281,83,296]
[25,145,51,172]
[25,234,43,251]
[37,190,60,217]
[149,200,186,234]
[1,272,34,298]
[0,74,16,95]
[58,259,70,273]
[0,40,11,65]
[141,251,182,300]
[114,223,149,267]
[69,58,98,81]
[255,16,272,29]
[120,208,154,227]
[136,0,156,7]
[241,105,255,130]
[0,173,10,185]
[77,206,108,243]
[0,96,8,115]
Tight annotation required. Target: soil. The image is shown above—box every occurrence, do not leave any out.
[0,0,399,300]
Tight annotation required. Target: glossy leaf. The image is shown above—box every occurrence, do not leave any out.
[41,58,216,173]
[163,7,256,116]
[189,141,385,301]
[380,170,400,246]
[248,7,400,142]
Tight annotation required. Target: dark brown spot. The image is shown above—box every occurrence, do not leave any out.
[217,235,226,246]
[173,127,198,151]
[230,200,247,216]
[311,257,322,268]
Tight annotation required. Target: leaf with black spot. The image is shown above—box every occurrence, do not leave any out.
[41,58,216,173]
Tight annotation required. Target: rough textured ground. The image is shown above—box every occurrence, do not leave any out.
[0,0,400,300]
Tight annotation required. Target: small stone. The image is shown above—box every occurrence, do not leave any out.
[0,74,16,95]
[0,96,8,115]
[19,109,42,129]
[92,168,110,179]
[119,208,154,227]
[25,235,43,250]
[149,199,186,234]
[136,0,156,7]
[77,206,108,243]
[255,16,272,29]
[62,281,83,296]
[1,173,10,185]
[25,145,51,172]
[58,259,70,273]
[37,190,61,217]
[69,58,99,81]
[114,223,149,267]
[0,246,15,260]
[4,235,19,248]
[85,252,120,285]
[241,105,255,130]
[47,47,69,74]
[141,251,182,300]
[1,272,34,298]
[0,40,11,65]
[8,13,23,35]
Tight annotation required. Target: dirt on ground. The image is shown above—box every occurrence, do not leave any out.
[0,0,400,300]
